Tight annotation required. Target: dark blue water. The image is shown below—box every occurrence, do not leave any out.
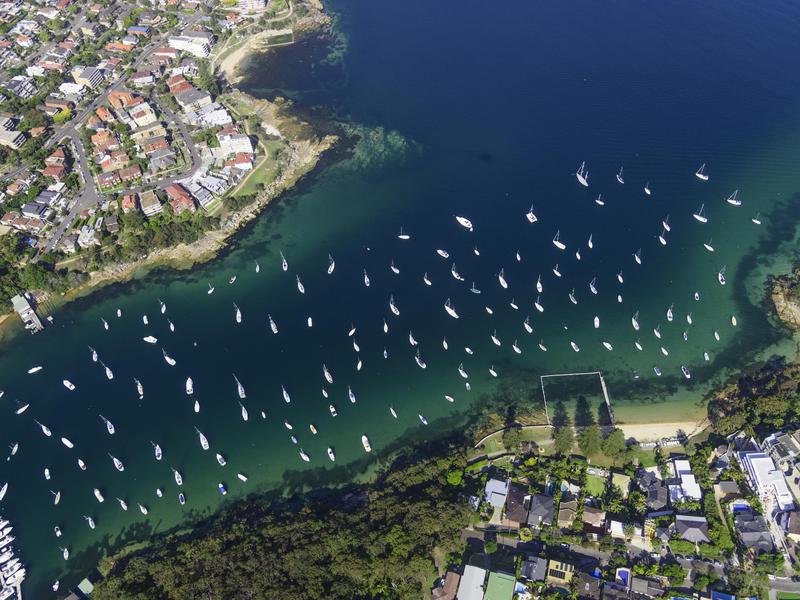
[4,1,800,595]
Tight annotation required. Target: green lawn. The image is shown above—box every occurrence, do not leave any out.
[612,473,631,498]
[585,474,607,497]
[777,594,800,600]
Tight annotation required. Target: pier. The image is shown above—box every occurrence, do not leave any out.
[539,370,614,426]
[10,294,43,334]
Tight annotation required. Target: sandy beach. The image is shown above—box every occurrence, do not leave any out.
[619,419,707,443]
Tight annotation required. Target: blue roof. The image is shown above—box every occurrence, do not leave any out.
[711,591,735,600]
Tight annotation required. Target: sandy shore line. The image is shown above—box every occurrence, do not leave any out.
[619,419,707,443]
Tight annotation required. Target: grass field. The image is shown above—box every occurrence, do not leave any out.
[777,594,800,600]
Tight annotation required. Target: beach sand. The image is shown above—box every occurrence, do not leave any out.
[619,419,707,443]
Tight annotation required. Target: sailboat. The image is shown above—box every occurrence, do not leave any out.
[490,330,501,346]
[361,435,372,453]
[327,447,336,462]
[233,374,246,398]
[444,298,459,319]
[552,230,566,250]
[451,263,464,281]
[101,317,109,331]
[443,337,449,349]
[726,189,741,206]
[323,363,333,384]
[534,296,544,313]
[116,497,128,511]
[207,283,215,295]
[575,248,581,261]
[695,163,709,181]
[348,386,357,403]
[553,264,562,277]
[458,363,469,379]
[33,419,52,437]
[635,340,643,351]
[658,229,667,246]
[268,314,278,334]
[239,402,249,421]
[281,385,291,403]
[603,341,614,351]
[299,449,310,462]
[255,261,260,273]
[662,215,671,232]
[653,325,662,339]
[470,281,481,294]
[570,341,580,352]
[489,365,498,377]
[135,378,144,398]
[661,346,669,356]
[195,427,209,451]
[644,181,652,195]
[89,346,98,362]
[84,516,95,529]
[498,268,508,289]
[588,234,594,249]
[216,453,226,466]
[509,298,519,310]
[61,547,68,561]
[139,504,148,515]
[576,161,589,187]
[423,272,432,286]
[525,205,538,223]
[179,493,186,505]
[692,203,708,223]
[455,214,474,231]
[634,249,642,265]
[594,193,604,206]
[616,167,624,184]
[109,454,124,472]
[523,316,533,333]
[473,246,480,256]
[512,340,522,354]
[569,289,577,304]
[718,266,727,285]
[93,488,104,503]
[418,414,429,426]
[327,254,335,274]
[616,271,624,284]
[681,366,691,379]
[632,311,640,331]
[666,304,674,322]
[436,249,450,259]
[363,269,370,287]
[536,274,543,293]
[143,315,149,325]
[99,414,115,435]
[151,441,162,461]
[51,490,61,504]
[397,227,410,240]
[233,303,242,323]
[161,349,176,366]
[703,239,715,252]
[185,377,194,395]
[687,313,693,325]
[751,213,762,225]
[389,295,400,316]
[538,340,548,352]
[280,251,288,271]
[173,468,183,486]
[589,277,598,295]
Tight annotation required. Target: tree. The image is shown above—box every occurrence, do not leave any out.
[578,424,602,456]
[601,428,627,459]
[502,425,523,451]
[483,540,498,554]
[445,469,463,486]
[52,109,72,125]
[553,426,574,455]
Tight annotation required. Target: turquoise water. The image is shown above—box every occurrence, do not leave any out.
[4,0,800,595]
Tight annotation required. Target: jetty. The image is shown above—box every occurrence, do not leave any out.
[10,294,43,333]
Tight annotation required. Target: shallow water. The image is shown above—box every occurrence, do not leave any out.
[4,0,800,595]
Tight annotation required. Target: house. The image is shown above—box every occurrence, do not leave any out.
[630,576,665,599]
[484,571,515,600]
[118,165,142,183]
[674,515,711,544]
[602,582,631,600]
[738,445,795,511]
[637,470,668,512]
[130,71,155,86]
[519,556,547,582]
[546,559,575,588]
[780,510,800,544]
[97,172,120,189]
[527,494,554,529]
[168,31,214,58]
[576,572,602,600]
[764,431,800,468]
[20,202,46,219]
[121,193,138,213]
[42,165,66,181]
[583,506,607,538]
[431,571,460,600]
[166,183,195,215]
[45,147,66,166]
[175,87,212,112]
[60,234,78,254]
[139,189,162,217]
[456,565,487,600]
[734,512,774,554]
[0,129,25,149]
[483,478,509,510]
[77,225,99,248]
[558,498,578,528]
[504,484,529,527]
[105,215,119,234]
[152,47,179,61]
[217,126,253,156]
[669,459,703,503]
[716,481,741,499]
[71,66,104,89]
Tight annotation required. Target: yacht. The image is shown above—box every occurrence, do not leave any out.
[327,254,335,274]
[239,402,249,421]
[195,427,209,451]
[423,272,432,286]
[703,239,715,252]
[751,213,762,225]
[568,289,577,305]
[139,504,148,515]
[143,315,149,325]
[282,385,291,403]
[61,547,69,560]
[299,449,310,462]
[93,488,104,503]
[310,424,318,435]
[60,437,73,448]
[489,365,498,376]
[268,314,278,334]
[536,274,543,293]
[662,215,671,232]
[151,442,162,461]
[661,346,669,356]
[436,249,450,259]
[363,269,370,287]
[186,377,194,395]
[390,406,398,418]
[632,311,640,331]
[718,266,726,285]
[534,296,544,313]
[589,277,598,295]
[553,264,562,277]
[490,330,501,346]
[143,335,157,344]
[695,163,709,181]
[456,215,474,230]
[512,340,522,354]
[603,342,613,351]
[444,298,459,319]
[361,435,372,453]
[296,275,305,294]
[726,189,741,206]
[194,400,200,413]
[327,447,336,462]
[594,193,604,206]
[116,497,128,511]
[348,386,357,403]
[234,374,246,398]
[397,227,410,240]
[593,316,600,329]
[458,363,469,379]
[99,414,115,435]
[570,341,580,352]
[644,181,651,195]
[704,351,710,361]
[53,527,60,538]
[156,488,163,498]
[470,281,481,294]
[731,315,738,327]
[280,251,288,271]
[207,283,215,295]
[382,320,388,334]
[179,493,186,505]
[329,404,338,417]
[692,203,708,223]
[162,349,176,366]
[576,161,589,187]
[445,394,455,403]
[552,230,566,250]
[681,365,691,379]
[538,340,548,352]
[44,467,50,480]
[218,483,227,496]
[616,166,624,184]
[89,346,98,362]
[525,205,538,223]
[173,468,183,486]
[414,350,427,369]
[389,295,400,316]
[238,473,248,482]
[27,365,42,374]
[418,414,428,426]
[233,303,242,323]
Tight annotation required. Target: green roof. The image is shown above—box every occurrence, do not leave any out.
[484,571,516,600]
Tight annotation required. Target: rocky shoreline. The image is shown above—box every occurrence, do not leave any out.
[771,267,800,329]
